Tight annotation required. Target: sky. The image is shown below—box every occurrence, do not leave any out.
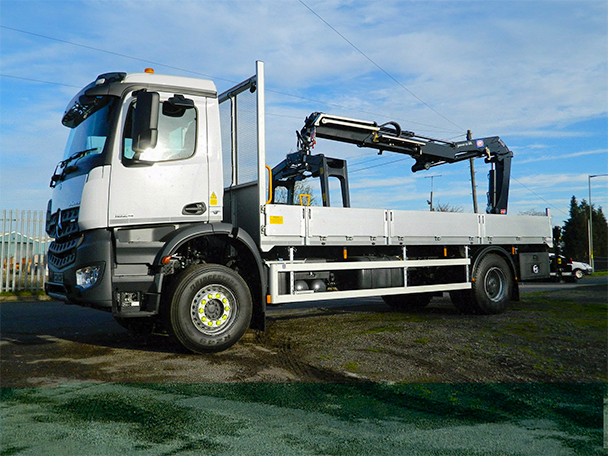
[1,0,607,226]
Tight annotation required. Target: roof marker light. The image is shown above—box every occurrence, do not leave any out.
[144,68,155,74]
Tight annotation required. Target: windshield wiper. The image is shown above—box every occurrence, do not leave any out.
[50,148,98,187]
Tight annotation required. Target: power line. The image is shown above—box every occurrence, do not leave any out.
[0,24,459,136]
[267,88,460,133]
[350,156,411,173]
[512,177,568,216]
[0,73,81,88]
[0,25,233,83]
[297,0,464,132]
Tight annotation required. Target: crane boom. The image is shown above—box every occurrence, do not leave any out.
[273,112,512,214]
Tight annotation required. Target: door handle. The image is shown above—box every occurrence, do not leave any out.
[182,202,207,215]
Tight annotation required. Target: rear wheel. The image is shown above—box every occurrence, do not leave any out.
[573,269,584,280]
[382,293,433,311]
[470,254,512,314]
[168,264,252,353]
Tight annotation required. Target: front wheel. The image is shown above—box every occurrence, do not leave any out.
[168,264,252,353]
[470,254,513,314]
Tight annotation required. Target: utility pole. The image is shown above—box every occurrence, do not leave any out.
[425,175,441,211]
[467,130,479,213]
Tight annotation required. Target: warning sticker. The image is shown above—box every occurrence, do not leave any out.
[210,192,218,205]
[269,216,284,225]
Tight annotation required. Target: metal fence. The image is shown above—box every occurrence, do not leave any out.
[594,257,608,272]
[1,210,52,292]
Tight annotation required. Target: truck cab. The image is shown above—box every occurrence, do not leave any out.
[45,71,241,313]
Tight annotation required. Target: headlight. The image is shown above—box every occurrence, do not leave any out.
[76,265,101,289]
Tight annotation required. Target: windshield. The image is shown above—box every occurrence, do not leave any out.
[62,97,117,161]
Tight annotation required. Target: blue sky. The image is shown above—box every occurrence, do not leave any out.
[1,0,606,225]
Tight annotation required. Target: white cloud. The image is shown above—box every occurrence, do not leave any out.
[517,148,608,165]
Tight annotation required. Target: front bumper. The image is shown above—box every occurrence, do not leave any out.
[45,229,114,310]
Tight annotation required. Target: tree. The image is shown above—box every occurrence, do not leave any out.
[562,195,608,266]
[434,202,463,213]
[593,206,608,269]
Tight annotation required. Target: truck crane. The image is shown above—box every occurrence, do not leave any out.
[272,112,512,214]
[45,62,552,354]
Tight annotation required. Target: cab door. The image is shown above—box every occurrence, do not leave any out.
[108,92,211,227]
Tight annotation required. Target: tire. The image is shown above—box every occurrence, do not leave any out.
[168,264,252,354]
[470,254,513,314]
[573,269,584,280]
[382,293,432,311]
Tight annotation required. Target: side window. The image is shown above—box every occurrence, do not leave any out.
[123,97,197,162]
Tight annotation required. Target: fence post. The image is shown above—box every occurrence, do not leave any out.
[40,211,49,290]
[29,211,37,290]
[0,210,5,293]
[7,209,11,292]
[17,211,24,290]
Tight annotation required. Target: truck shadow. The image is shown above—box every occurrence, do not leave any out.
[267,296,461,322]
[1,297,461,357]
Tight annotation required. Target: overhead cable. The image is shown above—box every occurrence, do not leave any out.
[297,0,464,132]
[0,24,458,135]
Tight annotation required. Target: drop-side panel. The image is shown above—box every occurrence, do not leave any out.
[307,207,388,246]
[390,210,481,245]
[483,214,552,245]
[261,204,306,249]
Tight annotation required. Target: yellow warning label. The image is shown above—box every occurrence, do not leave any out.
[269,216,284,225]
[210,192,218,205]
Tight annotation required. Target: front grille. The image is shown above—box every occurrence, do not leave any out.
[46,207,79,239]
[48,235,81,269]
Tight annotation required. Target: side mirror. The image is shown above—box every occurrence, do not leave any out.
[163,94,194,117]
[131,90,159,152]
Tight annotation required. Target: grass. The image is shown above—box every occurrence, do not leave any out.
[343,362,359,371]
[363,326,402,335]
[0,289,45,297]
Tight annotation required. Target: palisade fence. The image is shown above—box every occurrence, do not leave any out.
[1,210,52,293]
[595,257,608,272]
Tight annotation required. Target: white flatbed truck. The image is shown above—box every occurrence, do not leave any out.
[45,62,553,353]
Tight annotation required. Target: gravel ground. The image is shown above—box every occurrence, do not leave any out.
[1,283,606,386]
[259,284,607,383]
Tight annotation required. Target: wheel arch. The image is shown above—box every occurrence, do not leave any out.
[155,223,266,330]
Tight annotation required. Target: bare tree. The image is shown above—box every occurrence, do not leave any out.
[434,202,463,213]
